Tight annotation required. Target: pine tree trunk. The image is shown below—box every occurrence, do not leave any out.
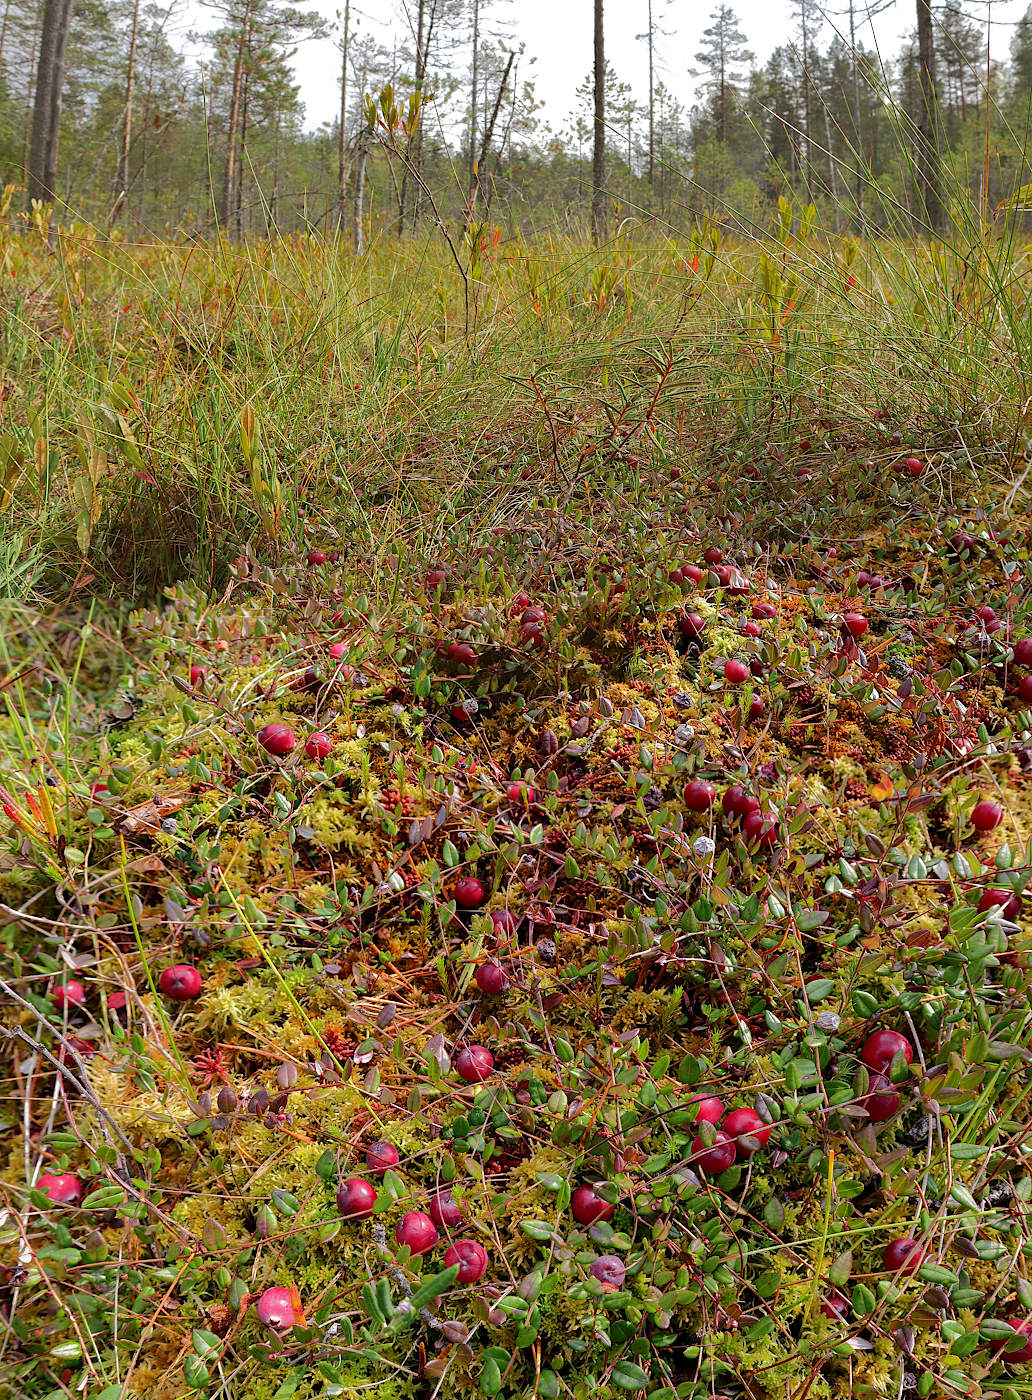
[646,0,654,190]
[353,122,370,254]
[915,0,946,233]
[591,0,606,244]
[221,0,252,232]
[113,0,141,222]
[27,0,74,206]
[336,0,351,227]
[468,0,479,194]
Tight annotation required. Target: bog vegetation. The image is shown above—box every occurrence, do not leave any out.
[7,6,1032,1400]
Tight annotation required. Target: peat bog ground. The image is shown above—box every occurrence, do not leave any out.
[4,221,1032,1400]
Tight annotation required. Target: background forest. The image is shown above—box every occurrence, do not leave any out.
[3,0,1032,238]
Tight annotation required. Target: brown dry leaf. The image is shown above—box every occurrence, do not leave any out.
[116,791,190,836]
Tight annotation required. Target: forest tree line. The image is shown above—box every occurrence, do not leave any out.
[2,0,1031,238]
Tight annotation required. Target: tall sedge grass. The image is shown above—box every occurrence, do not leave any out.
[1,165,1031,608]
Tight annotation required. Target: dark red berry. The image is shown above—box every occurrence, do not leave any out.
[882,1237,922,1273]
[692,1129,736,1174]
[337,1177,377,1218]
[159,965,202,1000]
[258,723,296,756]
[444,1239,488,1282]
[454,878,486,909]
[428,1189,464,1229]
[860,1030,913,1073]
[722,1107,771,1155]
[475,961,509,995]
[683,779,715,811]
[723,658,750,684]
[396,1210,438,1254]
[365,1142,399,1175]
[571,1185,615,1224]
[305,732,332,759]
[864,1073,900,1121]
[971,800,1004,832]
[455,1045,493,1082]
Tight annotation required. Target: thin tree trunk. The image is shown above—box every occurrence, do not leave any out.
[646,0,654,190]
[468,49,513,225]
[336,0,350,227]
[237,65,250,236]
[27,0,74,206]
[591,0,606,244]
[353,121,370,253]
[220,0,252,231]
[801,3,812,188]
[916,0,946,233]
[113,0,141,222]
[849,0,864,226]
[468,0,479,192]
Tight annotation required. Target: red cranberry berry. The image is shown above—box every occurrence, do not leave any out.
[747,696,766,721]
[305,732,332,760]
[1013,639,1032,668]
[396,1210,438,1254]
[34,1172,83,1204]
[678,612,706,639]
[306,549,326,566]
[455,1045,494,1082]
[454,878,486,909]
[722,1107,771,1156]
[864,1074,900,1121]
[903,457,924,476]
[860,1030,913,1073]
[589,1254,627,1289]
[490,909,518,937]
[1019,674,1032,703]
[428,1189,464,1229]
[821,1291,850,1320]
[743,809,778,847]
[50,980,86,1010]
[723,659,750,684]
[687,1095,724,1124]
[753,602,777,619]
[683,779,715,812]
[507,781,535,805]
[365,1142,400,1176]
[692,1130,736,1174]
[992,1318,1032,1365]
[571,1185,615,1224]
[843,613,868,638]
[978,887,1022,920]
[256,1286,298,1330]
[258,723,296,756]
[447,642,477,666]
[971,800,1004,833]
[882,1237,923,1274]
[190,663,209,687]
[703,546,724,565]
[444,1239,488,1282]
[475,961,509,994]
[683,565,704,584]
[722,785,748,817]
[336,1177,377,1218]
[159,965,203,1001]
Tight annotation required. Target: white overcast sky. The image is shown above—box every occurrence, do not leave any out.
[191,1,1020,133]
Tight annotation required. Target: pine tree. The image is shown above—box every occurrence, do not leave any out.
[693,4,752,145]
